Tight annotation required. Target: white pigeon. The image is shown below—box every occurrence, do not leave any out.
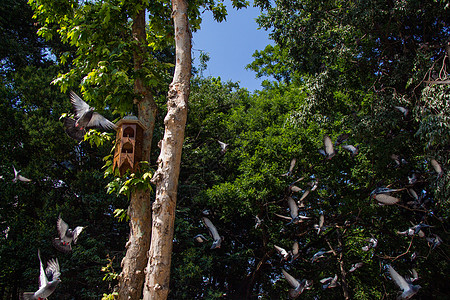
[217,140,229,154]
[274,245,290,261]
[53,215,84,252]
[281,269,312,299]
[202,217,222,249]
[22,250,61,299]
[388,265,421,299]
[12,165,31,183]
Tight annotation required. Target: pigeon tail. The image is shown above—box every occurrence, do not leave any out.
[21,292,35,300]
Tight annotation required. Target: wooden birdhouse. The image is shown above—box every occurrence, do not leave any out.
[113,116,145,176]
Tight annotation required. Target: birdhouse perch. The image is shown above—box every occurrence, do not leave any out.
[113,116,145,176]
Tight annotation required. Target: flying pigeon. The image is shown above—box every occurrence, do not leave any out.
[282,158,297,176]
[63,91,117,141]
[311,249,332,263]
[341,144,358,156]
[281,269,313,299]
[320,274,338,289]
[426,234,442,249]
[274,245,290,261]
[314,214,325,235]
[193,234,209,243]
[388,265,421,299]
[362,237,378,251]
[290,241,300,262]
[276,197,311,225]
[254,215,262,229]
[319,135,336,159]
[349,262,363,273]
[391,154,408,167]
[430,159,443,177]
[12,165,31,183]
[394,106,409,117]
[397,224,430,238]
[217,140,229,154]
[53,215,84,252]
[202,217,222,249]
[22,250,61,300]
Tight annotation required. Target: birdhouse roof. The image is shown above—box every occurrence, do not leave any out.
[115,115,146,129]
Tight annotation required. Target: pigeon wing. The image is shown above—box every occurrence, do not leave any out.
[319,214,324,228]
[287,197,298,219]
[72,226,84,244]
[374,194,400,205]
[323,135,335,156]
[388,265,410,292]
[45,258,61,281]
[38,250,48,289]
[292,241,299,255]
[202,217,220,241]
[57,216,69,240]
[430,159,442,175]
[69,91,91,119]
[86,112,117,130]
[282,269,300,289]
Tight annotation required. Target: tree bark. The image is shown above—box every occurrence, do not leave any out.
[143,0,191,299]
[117,7,157,300]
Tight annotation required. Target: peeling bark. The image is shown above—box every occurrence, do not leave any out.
[142,0,191,299]
[117,8,157,300]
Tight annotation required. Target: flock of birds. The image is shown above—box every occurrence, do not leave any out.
[7,91,115,299]
[193,130,444,299]
[7,93,445,299]
[275,133,443,299]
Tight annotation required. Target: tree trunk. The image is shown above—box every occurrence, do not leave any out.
[143,0,191,299]
[117,7,157,300]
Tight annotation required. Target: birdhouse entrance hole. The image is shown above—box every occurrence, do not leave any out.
[123,126,135,138]
[121,142,134,154]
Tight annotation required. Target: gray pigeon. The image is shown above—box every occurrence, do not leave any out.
[430,159,443,177]
[321,274,338,289]
[314,214,325,235]
[202,217,222,249]
[341,144,358,156]
[281,269,312,299]
[64,91,116,141]
[320,135,336,159]
[426,234,442,249]
[311,249,332,263]
[349,262,363,273]
[394,106,409,117]
[282,158,297,176]
[12,165,31,183]
[22,250,61,299]
[193,234,209,243]
[388,265,421,299]
[53,215,84,252]
[362,237,378,251]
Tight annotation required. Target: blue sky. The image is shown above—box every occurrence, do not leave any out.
[192,1,273,92]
